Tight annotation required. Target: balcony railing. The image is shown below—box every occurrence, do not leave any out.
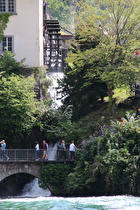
[0,149,76,161]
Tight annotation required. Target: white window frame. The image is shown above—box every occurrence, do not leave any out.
[0,0,16,13]
[0,36,14,53]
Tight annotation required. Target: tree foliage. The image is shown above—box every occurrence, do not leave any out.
[64,115,140,196]
[39,115,140,196]
[39,163,74,195]
[0,52,37,147]
[0,13,11,42]
[58,64,107,120]
[65,0,140,114]
[0,75,36,147]
[45,0,72,28]
[34,66,52,102]
[34,104,85,145]
[0,51,84,148]
[0,51,25,77]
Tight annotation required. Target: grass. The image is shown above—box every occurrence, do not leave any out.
[77,92,140,138]
[114,86,131,104]
[104,86,131,104]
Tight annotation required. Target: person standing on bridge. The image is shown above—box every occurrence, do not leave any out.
[0,140,9,161]
[35,141,40,161]
[42,140,48,161]
[69,141,76,160]
[60,140,66,160]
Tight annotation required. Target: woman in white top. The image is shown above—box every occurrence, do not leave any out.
[69,141,76,160]
[35,141,39,160]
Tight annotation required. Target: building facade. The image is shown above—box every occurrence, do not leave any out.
[0,0,44,67]
[0,0,74,71]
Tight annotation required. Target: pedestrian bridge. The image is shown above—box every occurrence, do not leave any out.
[0,161,41,182]
[0,149,75,183]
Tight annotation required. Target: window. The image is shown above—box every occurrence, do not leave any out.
[0,0,15,13]
[0,36,13,53]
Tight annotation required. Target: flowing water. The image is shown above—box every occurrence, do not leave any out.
[47,72,64,108]
[1,174,140,209]
[48,143,59,160]
[20,178,51,197]
[0,179,140,210]
[0,195,140,210]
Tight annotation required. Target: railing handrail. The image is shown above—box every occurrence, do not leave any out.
[0,149,76,161]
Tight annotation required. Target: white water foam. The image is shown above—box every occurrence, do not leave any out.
[48,142,59,160]
[20,143,59,197]
[21,178,51,197]
[47,72,64,108]
[1,195,140,210]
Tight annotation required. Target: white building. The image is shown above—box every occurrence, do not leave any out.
[0,0,74,71]
[0,0,44,67]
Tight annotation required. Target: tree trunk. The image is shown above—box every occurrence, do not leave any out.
[108,88,114,115]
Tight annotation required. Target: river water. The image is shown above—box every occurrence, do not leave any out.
[0,195,140,210]
[0,178,140,210]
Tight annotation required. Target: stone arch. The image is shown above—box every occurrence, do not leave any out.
[1,172,40,183]
[0,162,41,182]
[0,161,68,195]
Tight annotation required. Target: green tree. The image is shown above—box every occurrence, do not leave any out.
[34,104,85,144]
[0,75,36,148]
[58,64,107,120]
[0,52,37,147]
[45,0,71,28]
[66,0,140,114]
[58,10,108,120]
[65,116,140,196]
[34,66,52,102]
[0,13,11,42]
[45,0,92,31]
[39,163,74,196]
[0,51,25,77]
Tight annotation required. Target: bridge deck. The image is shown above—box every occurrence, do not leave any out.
[0,149,76,162]
[0,160,74,163]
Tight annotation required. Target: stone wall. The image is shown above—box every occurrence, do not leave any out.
[0,162,41,182]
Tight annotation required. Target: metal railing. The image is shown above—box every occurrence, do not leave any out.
[0,149,76,161]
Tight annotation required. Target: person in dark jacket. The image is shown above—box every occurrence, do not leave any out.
[42,140,48,160]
